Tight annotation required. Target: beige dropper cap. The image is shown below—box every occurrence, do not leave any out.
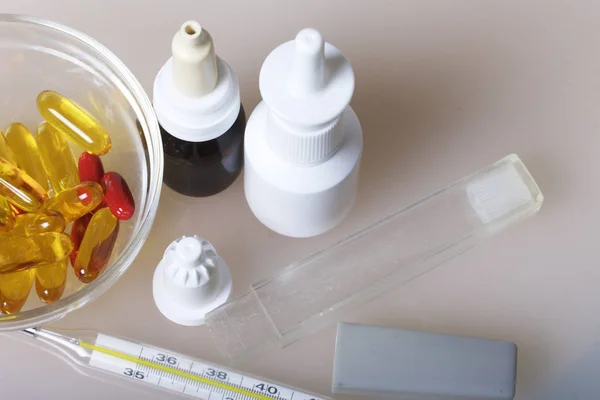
[154,20,242,142]
[171,20,218,97]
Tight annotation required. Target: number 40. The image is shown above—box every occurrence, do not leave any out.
[255,383,278,395]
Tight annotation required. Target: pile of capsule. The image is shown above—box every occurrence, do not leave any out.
[0,90,135,314]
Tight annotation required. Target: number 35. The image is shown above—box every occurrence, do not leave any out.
[124,368,145,380]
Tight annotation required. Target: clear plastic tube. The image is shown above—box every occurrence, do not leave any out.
[206,154,544,360]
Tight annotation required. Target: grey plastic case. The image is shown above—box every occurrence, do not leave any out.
[332,322,517,400]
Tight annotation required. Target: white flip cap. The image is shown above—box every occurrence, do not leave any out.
[153,235,232,326]
[260,28,355,164]
[153,21,241,142]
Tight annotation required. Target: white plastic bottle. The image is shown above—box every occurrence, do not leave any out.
[244,28,363,238]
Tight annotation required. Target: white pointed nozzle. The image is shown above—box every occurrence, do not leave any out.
[259,27,354,127]
[258,28,355,164]
[153,235,232,326]
[288,28,325,96]
[171,20,218,97]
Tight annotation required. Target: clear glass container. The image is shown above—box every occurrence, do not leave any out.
[0,14,163,330]
[206,154,544,360]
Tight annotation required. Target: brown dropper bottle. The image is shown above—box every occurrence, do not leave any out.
[153,21,246,197]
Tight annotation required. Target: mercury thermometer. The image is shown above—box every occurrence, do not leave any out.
[22,327,329,400]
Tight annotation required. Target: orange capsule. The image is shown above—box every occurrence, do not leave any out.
[37,121,80,192]
[0,269,34,314]
[0,196,15,233]
[37,90,112,155]
[9,204,25,216]
[70,212,92,266]
[5,123,49,190]
[0,157,48,212]
[0,232,73,274]
[9,212,66,237]
[44,181,103,222]
[74,208,119,283]
[0,129,14,163]
[35,258,68,304]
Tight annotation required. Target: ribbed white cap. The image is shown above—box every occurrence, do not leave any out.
[153,235,232,326]
[260,28,354,164]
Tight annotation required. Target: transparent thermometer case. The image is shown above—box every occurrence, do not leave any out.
[206,154,544,360]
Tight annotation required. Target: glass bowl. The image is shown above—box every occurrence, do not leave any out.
[0,14,163,330]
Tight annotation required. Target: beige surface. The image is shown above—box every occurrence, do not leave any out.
[0,0,596,399]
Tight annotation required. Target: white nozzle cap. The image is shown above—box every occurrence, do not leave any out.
[288,29,325,96]
[153,235,232,326]
[259,28,355,164]
[153,21,241,142]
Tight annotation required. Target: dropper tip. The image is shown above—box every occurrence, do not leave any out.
[180,20,202,40]
[171,20,218,97]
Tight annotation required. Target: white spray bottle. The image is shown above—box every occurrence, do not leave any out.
[244,28,363,238]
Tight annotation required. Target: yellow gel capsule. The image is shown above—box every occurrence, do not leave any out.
[0,269,34,314]
[0,232,73,274]
[44,181,103,222]
[35,258,67,304]
[0,130,14,163]
[37,90,112,155]
[10,203,25,215]
[0,157,48,212]
[0,196,15,233]
[75,208,119,283]
[9,212,66,237]
[5,123,49,190]
[37,121,80,193]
